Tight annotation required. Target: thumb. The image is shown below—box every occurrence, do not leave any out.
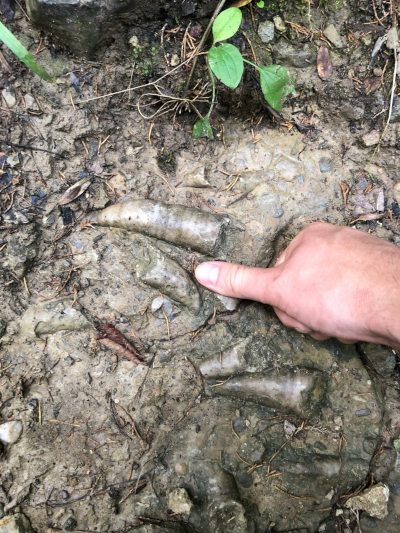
[195,261,282,306]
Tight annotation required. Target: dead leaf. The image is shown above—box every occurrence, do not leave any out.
[357,212,386,221]
[317,45,332,80]
[231,0,252,6]
[363,77,381,94]
[58,177,91,205]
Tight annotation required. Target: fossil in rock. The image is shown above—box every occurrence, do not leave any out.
[207,367,327,417]
[127,236,201,312]
[93,199,230,255]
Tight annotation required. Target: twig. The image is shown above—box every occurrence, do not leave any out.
[370,13,398,161]
[183,0,227,96]
[78,57,194,104]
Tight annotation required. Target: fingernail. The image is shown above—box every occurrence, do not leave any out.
[195,263,219,285]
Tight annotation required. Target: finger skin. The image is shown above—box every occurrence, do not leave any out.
[196,222,400,348]
[195,261,282,307]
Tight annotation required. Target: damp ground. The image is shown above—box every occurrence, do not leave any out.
[1,1,400,532]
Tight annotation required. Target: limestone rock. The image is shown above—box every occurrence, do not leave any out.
[0,514,33,533]
[168,488,193,515]
[323,24,344,48]
[386,26,399,50]
[362,130,380,147]
[344,482,389,520]
[0,421,22,444]
[1,88,16,108]
[170,54,180,67]
[258,20,274,44]
[23,94,38,110]
[273,16,286,33]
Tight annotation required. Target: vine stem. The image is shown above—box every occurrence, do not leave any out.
[206,57,216,117]
[183,0,227,97]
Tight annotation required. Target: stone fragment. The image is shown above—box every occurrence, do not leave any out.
[0,513,33,533]
[23,94,38,110]
[386,26,399,50]
[273,16,286,33]
[1,88,16,108]
[338,102,364,121]
[344,482,389,520]
[129,35,139,47]
[362,130,380,147]
[175,462,188,476]
[273,40,316,68]
[170,54,180,66]
[258,20,274,44]
[394,182,400,203]
[168,488,193,515]
[0,421,22,444]
[389,95,400,123]
[215,294,241,311]
[176,157,210,188]
[63,517,77,531]
[323,24,343,48]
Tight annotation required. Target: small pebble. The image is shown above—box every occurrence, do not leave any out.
[28,398,39,410]
[356,409,371,417]
[0,420,23,444]
[63,517,77,531]
[62,491,69,499]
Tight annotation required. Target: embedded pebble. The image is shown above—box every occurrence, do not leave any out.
[0,421,23,444]
[1,88,16,108]
[168,488,193,515]
[258,20,275,43]
[356,409,371,417]
[175,462,188,476]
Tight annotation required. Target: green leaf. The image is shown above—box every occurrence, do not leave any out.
[258,64,295,111]
[0,21,53,82]
[209,44,243,89]
[193,116,214,139]
[394,439,400,452]
[212,7,242,43]
[256,0,265,7]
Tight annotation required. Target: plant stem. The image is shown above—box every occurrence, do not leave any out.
[206,57,216,117]
[183,0,227,97]
[243,58,259,70]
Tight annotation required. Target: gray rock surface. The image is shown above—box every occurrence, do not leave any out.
[258,20,275,43]
[273,39,316,68]
[26,0,167,57]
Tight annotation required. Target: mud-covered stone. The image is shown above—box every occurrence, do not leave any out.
[26,0,169,58]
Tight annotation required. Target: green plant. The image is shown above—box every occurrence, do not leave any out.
[0,21,52,82]
[193,7,295,138]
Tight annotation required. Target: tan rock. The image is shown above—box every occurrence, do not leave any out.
[344,482,389,520]
[168,488,193,515]
[362,130,380,147]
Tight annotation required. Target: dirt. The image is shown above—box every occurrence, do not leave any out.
[2,1,400,533]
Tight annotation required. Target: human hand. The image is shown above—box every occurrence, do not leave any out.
[195,223,400,348]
